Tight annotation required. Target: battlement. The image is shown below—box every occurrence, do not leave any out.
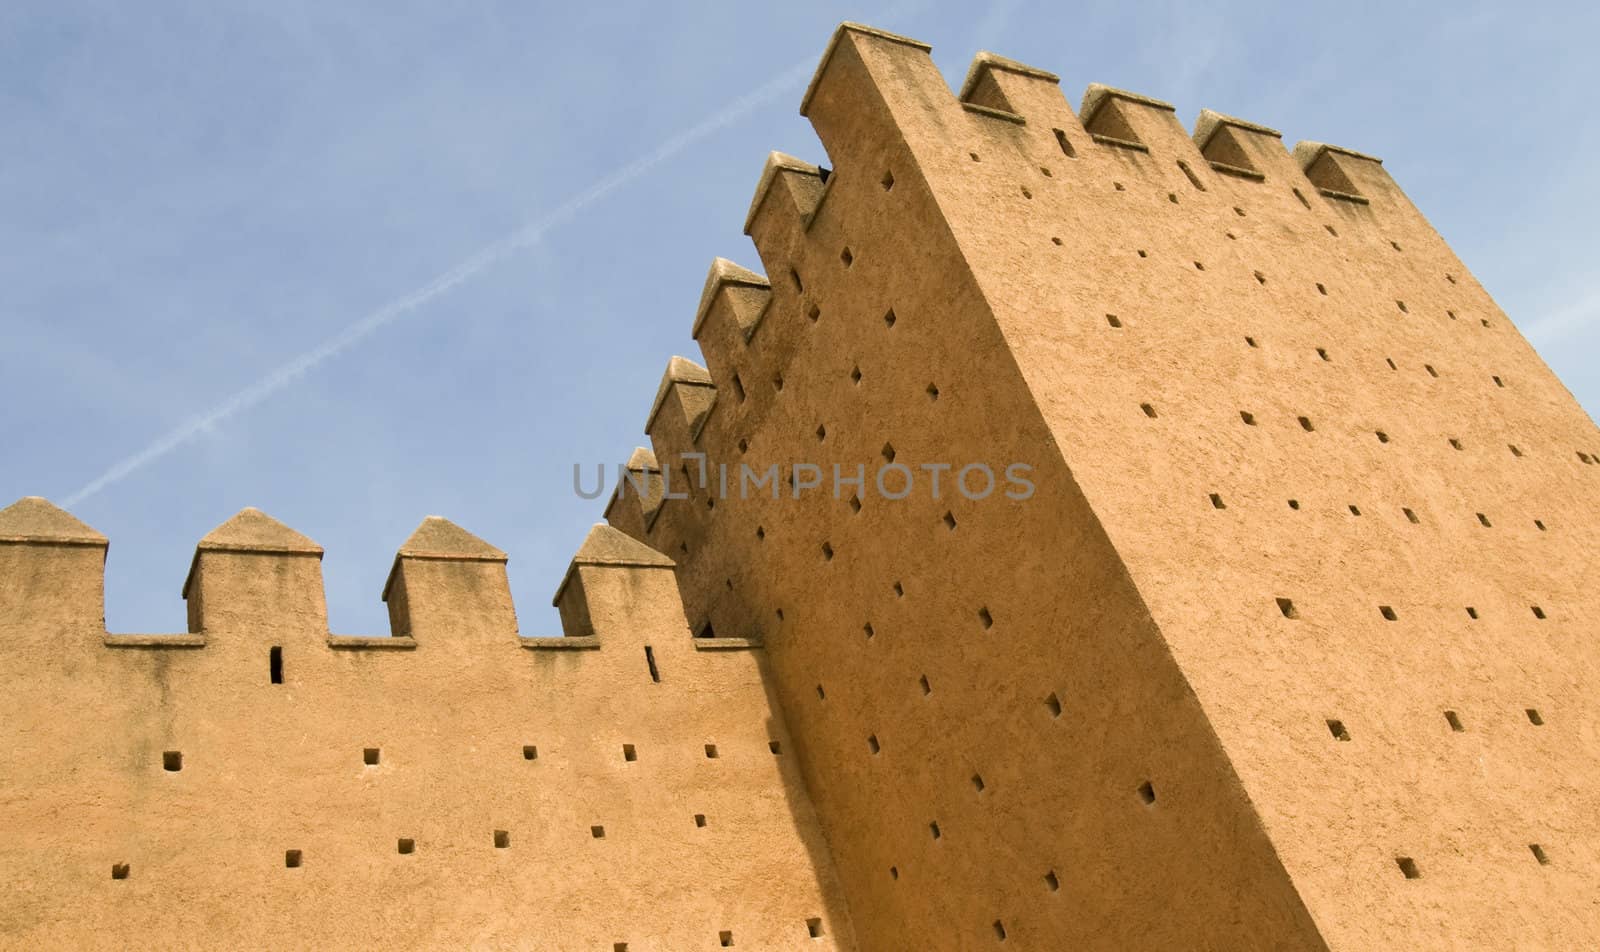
[0,494,853,949]
[595,20,1600,952]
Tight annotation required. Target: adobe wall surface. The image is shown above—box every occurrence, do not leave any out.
[0,501,853,951]
[606,22,1600,952]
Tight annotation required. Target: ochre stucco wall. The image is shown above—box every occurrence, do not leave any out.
[606,22,1599,952]
[0,502,853,951]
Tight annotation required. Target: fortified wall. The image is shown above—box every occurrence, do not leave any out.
[0,500,852,950]
[4,20,1599,952]
[603,21,1600,952]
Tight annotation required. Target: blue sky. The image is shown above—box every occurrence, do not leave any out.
[3,1,1595,636]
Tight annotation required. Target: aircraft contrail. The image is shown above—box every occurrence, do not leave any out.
[62,58,825,508]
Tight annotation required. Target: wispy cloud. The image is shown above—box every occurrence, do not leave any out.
[1524,287,1600,345]
[62,1,939,510]
[62,60,826,508]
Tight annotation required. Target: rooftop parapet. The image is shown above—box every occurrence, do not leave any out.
[604,446,664,540]
[691,257,771,385]
[0,496,108,634]
[552,523,677,643]
[1293,141,1384,204]
[382,516,516,644]
[957,51,1059,120]
[182,507,326,637]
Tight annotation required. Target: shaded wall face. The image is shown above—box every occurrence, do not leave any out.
[622,31,1327,951]
[926,56,1600,950]
[0,541,855,952]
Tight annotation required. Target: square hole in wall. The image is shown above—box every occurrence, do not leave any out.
[285,849,303,868]
[623,744,637,762]
[398,838,415,855]
[1380,606,1397,621]
[522,744,538,760]
[1209,493,1225,509]
[111,863,129,880]
[493,830,510,849]
[363,748,380,766]
[615,944,629,952]
[705,744,720,759]
[719,931,734,947]
[1445,711,1464,732]
[769,741,782,754]
[1277,597,1298,619]
[1327,719,1350,741]
[807,917,824,938]
[1530,844,1550,865]
[591,826,606,839]
[163,751,182,772]
[1396,857,1419,879]
[694,814,707,828]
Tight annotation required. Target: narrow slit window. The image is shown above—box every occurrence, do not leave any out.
[645,646,660,683]
[1444,710,1464,732]
[269,646,283,684]
[1053,128,1076,158]
[1177,159,1205,191]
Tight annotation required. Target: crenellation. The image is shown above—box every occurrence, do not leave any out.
[7,19,1598,952]
[181,508,327,638]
